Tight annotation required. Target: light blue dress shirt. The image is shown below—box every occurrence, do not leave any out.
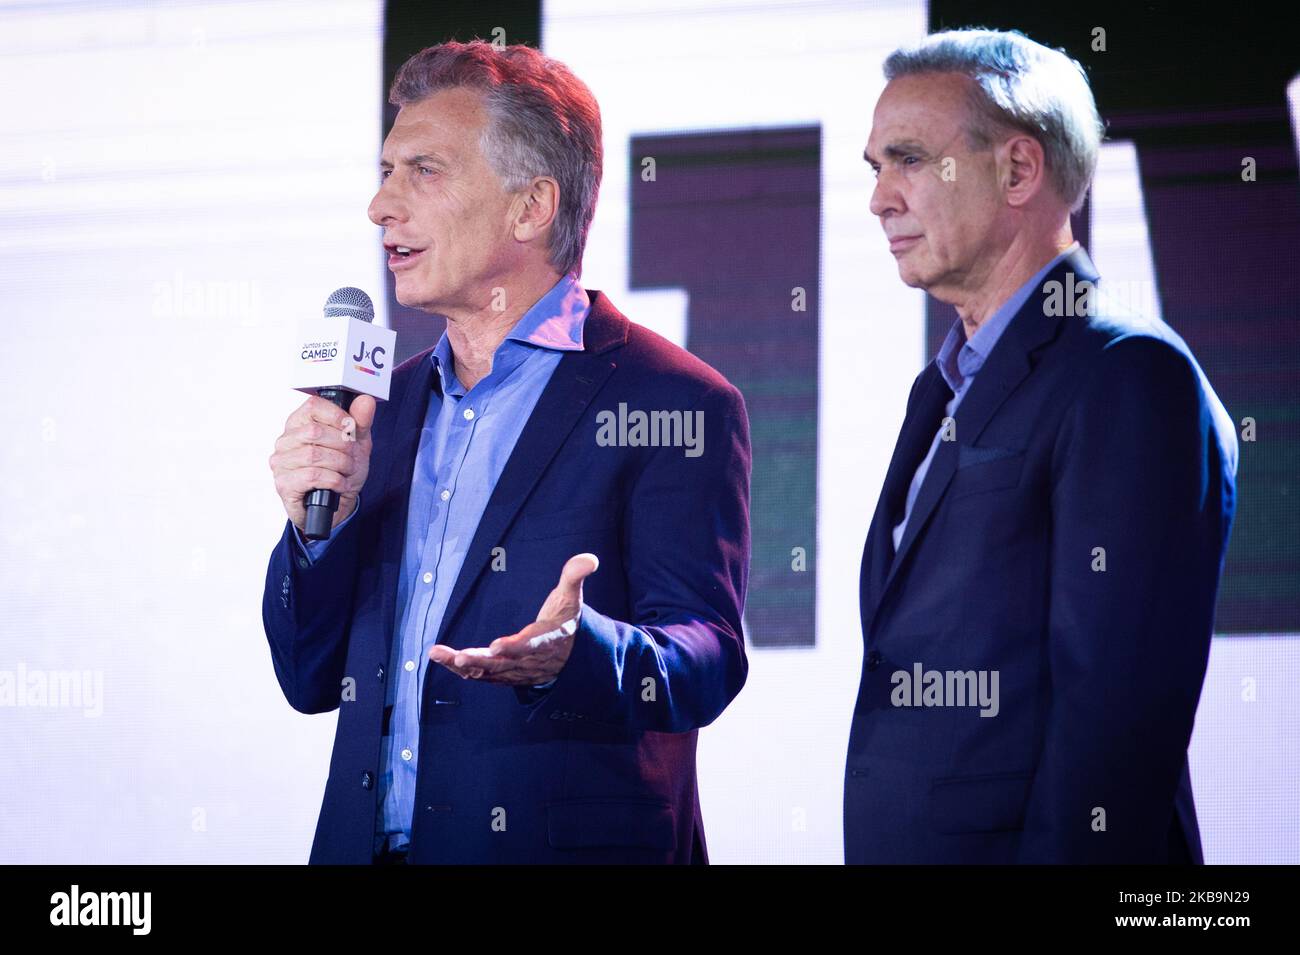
[891,244,1078,551]
[292,273,590,854]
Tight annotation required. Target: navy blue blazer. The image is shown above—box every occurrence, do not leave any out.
[262,291,751,864]
[845,247,1237,863]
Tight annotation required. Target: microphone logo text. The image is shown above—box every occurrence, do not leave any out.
[302,340,338,362]
[352,341,386,370]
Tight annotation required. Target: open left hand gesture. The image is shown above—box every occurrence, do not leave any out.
[429,553,599,685]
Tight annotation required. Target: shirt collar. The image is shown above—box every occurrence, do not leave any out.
[430,273,590,393]
[936,242,1079,394]
[506,272,589,351]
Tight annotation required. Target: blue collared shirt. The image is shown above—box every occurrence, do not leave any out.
[891,244,1078,551]
[292,273,590,854]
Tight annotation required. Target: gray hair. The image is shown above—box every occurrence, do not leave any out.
[883,28,1105,212]
[390,40,603,276]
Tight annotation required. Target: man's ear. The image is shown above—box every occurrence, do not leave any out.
[1000,134,1047,208]
[513,177,560,244]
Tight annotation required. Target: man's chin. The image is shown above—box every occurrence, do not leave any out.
[895,266,928,290]
[393,278,436,312]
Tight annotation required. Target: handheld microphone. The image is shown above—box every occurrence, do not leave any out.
[291,287,396,540]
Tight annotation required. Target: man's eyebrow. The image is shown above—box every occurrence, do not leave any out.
[863,140,931,164]
[379,152,448,170]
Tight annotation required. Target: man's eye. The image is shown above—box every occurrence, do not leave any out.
[418,166,435,176]
[380,169,391,179]
[903,155,921,166]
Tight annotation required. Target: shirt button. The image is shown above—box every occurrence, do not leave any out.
[404,660,416,672]
[401,748,413,761]
[440,489,451,501]
[423,572,433,584]
[376,666,384,681]
[360,771,374,790]
[462,408,475,420]
[296,555,309,569]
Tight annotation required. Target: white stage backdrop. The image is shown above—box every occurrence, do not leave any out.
[0,0,1295,864]
[0,0,386,863]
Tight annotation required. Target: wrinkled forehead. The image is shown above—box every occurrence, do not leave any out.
[867,72,975,154]
[383,88,489,161]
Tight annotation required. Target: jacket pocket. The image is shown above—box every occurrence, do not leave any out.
[546,798,676,850]
[946,450,1025,501]
[928,770,1033,833]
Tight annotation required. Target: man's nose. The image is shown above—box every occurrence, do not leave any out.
[367,181,406,227]
[869,171,902,220]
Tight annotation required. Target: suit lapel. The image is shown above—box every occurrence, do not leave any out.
[376,352,437,652]
[875,247,1098,606]
[432,291,626,647]
[862,365,950,617]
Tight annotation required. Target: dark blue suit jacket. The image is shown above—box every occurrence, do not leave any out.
[263,291,751,864]
[845,247,1237,863]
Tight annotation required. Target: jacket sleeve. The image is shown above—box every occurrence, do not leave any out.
[1017,335,1235,862]
[518,382,752,732]
[292,492,362,566]
[261,507,365,715]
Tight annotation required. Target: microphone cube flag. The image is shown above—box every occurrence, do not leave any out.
[291,313,397,402]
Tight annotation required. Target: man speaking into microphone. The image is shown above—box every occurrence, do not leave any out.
[262,40,751,864]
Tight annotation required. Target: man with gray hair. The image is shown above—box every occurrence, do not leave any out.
[263,40,751,864]
[846,29,1236,863]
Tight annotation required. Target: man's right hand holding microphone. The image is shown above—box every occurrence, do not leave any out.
[269,394,377,539]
